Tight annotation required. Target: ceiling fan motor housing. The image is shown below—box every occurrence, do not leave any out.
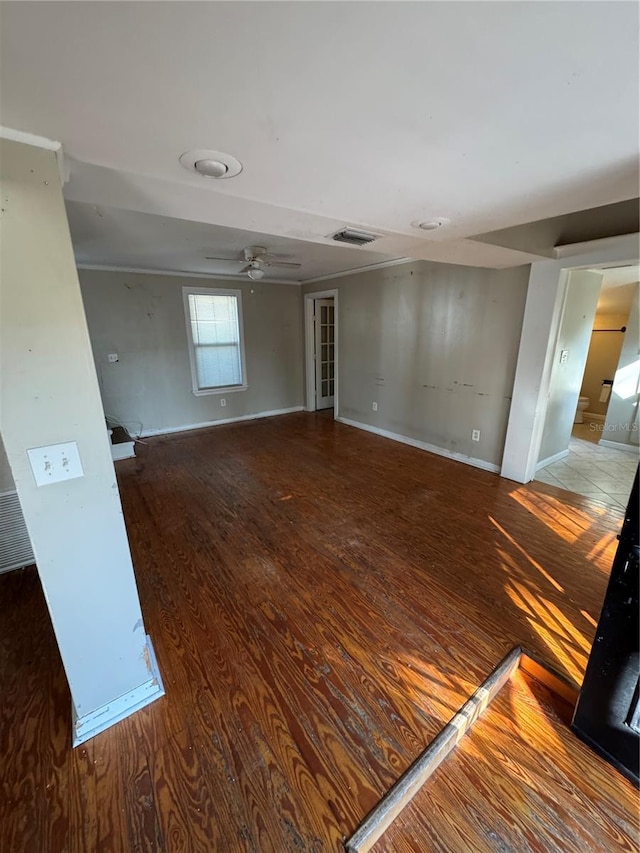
[244,246,267,262]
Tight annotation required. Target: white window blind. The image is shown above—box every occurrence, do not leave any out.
[186,290,245,391]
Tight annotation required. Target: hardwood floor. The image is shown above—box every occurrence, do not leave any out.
[376,670,637,852]
[0,412,636,852]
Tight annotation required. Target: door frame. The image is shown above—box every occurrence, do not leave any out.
[501,233,639,483]
[304,288,339,416]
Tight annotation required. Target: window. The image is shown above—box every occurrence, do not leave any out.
[183,288,247,395]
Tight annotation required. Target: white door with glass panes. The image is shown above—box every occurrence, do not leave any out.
[314,298,335,409]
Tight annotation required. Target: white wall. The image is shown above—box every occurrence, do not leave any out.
[304,260,529,469]
[0,138,160,734]
[603,285,640,447]
[538,269,603,463]
[79,270,303,435]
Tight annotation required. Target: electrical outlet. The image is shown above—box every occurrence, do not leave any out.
[27,441,84,487]
[372,401,378,412]
[107,353,119,363]
[560,349,569,364]
[220,398,227,407]
[472,429,481,442]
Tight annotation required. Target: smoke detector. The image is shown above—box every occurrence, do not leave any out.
[179,149,243,179]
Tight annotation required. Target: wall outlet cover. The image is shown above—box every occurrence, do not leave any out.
[107,353,119,363]
[472,429,481,442]
[27,441,84,487]
[372,402,378,412]
[220,398,227,407]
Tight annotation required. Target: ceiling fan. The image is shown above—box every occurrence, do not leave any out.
[205,246,301,280]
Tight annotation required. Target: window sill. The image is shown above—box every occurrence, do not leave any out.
[192,385,248,397]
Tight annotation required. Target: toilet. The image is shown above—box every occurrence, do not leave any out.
[574,396,589,424]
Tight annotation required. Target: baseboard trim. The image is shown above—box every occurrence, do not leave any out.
[140,406,304,438]
[336,416,500,474]
[584,412,606,423]
[536,449,570,471]
[72,635,164,747]
[598,438,639,454]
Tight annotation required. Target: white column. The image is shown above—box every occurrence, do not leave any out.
[501,262,568,483]
[0,137,163,745]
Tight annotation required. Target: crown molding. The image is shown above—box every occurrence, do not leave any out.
[302,257,414,285]
[76,263,301,285]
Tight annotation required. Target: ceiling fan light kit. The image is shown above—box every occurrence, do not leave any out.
[247,266,265,281]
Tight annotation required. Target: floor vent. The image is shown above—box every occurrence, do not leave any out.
[0,490,34,574]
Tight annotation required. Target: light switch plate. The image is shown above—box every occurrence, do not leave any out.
[27,441,84,487]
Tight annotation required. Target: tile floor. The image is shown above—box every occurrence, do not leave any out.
[535,421,638,511]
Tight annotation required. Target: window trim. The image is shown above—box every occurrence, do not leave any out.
[182,286,248,396]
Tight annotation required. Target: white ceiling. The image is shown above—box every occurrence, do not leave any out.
[599,264,640,290]
[2,2,639,277]
[596,265,639,315]
[66,201,398,282]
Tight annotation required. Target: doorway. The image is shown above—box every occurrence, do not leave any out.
[535,267,639,510]
[304,289,339,415]
[501,234,638,484]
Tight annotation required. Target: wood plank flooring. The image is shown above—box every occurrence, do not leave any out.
[377,669,638,853]
[0,412,637,852]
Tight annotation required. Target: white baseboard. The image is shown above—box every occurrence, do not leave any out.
[598,438,640,454]
[72,634,164,747]
[336,416,500,474]
[536,449,570,471]
[584,412,606,423]
[140,406,304,438]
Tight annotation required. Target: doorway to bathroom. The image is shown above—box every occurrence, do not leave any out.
[535,264,639,512]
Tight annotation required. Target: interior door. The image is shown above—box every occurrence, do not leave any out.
[314,298,335,410]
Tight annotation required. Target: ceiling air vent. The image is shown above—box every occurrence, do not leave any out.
[331,228,379,247]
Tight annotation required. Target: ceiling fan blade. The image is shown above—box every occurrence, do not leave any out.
[239,263,252,274]
[204,256,243,263]
[264,260,302,269]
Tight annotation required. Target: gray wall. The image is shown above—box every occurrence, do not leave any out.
[304,260,529,468]
[79,270,304,435]
[603,285,640,447]
[538,269,603,463]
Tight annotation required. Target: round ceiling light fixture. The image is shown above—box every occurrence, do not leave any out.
[179,149,243,179]
[413,218,451,231]
[194,159,228,178]
[247,266,265,281]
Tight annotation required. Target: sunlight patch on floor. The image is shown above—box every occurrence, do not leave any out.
[490,516,564,592]
[509,487,603,544]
